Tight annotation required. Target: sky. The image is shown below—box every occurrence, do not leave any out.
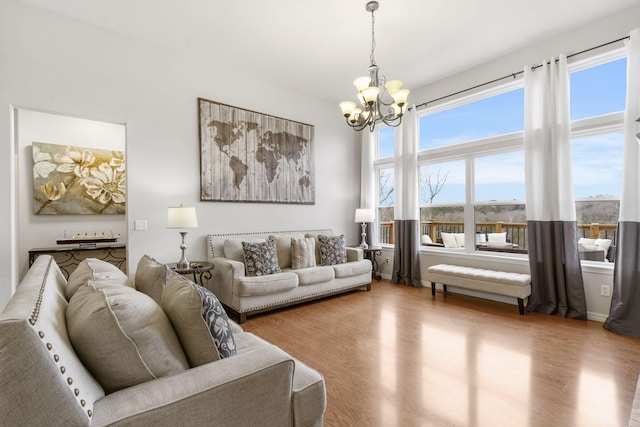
[379,57,627,205]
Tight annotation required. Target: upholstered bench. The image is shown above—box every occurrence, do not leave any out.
[426,264,532,315]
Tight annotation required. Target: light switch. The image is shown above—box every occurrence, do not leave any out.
[134,219,147,231]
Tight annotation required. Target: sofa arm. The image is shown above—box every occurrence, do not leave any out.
[346,247,363,262]
[207,257,246,305]
[91,345,295,427]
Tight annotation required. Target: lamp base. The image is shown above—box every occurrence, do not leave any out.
[176,231,190,270]
[358,222,369,249]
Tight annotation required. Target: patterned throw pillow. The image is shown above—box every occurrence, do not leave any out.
[162,271,238,365]
[196,285,236,359]
[318,234,347,266]
[242,240,281,276]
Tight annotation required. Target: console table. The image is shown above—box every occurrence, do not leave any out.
[28,244,126,279]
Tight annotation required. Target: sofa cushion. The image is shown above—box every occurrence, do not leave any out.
[318,234,347,266]
[333,260,372,278]
[305,232,335,265]
[224,237,265,262]
[269,234,305,270]
[162,271,236,365]
[66,284,189,394]
[242,240,281,276]
[135,254,170,304]
[236,272,298,297]
[291,237,316,270]
[65,258,132,300]
[294,266,334,286]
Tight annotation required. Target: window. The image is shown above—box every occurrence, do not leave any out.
[418,86,525,252]
[375,126,396,245]
[419,160,465,247]
[419,88,524,150]
[570,55,626,261]
[474,151,526,252]
[371,48,626,261]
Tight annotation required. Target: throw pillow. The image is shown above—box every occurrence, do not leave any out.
[65,258,132,300]
[421,235,433,245]
[242,240,281,276]
[162,271,236,366]
[291,237,316,269]
[454,233,465,247]
[66,284,188,394]
[224,237,266,262]
[317,234,347,266]
[135,255,170,304]
[269,234,305,270]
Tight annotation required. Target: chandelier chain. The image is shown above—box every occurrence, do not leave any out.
[370,8,376,66]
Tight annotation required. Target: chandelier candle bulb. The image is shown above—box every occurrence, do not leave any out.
[339,1,409,132]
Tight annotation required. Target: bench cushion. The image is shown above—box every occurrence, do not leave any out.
[427,264,531,299]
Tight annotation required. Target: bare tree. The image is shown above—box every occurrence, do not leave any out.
[421,168,448,204]
[379,169,394,206]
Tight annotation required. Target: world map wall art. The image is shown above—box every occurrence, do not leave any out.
[32,142,126,215]
[198,98,315,204]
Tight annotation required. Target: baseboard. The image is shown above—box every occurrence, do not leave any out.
[587,311,608,323]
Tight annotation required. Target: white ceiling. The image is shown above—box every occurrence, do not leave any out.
[18,0,640,104]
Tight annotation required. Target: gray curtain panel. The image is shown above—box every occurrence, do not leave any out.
[603,29,640,338]
[527,221,586,319]
[604,222,640,337]
[392,219,421,287]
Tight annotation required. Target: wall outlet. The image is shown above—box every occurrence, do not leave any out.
[384,257,390,264]
[600,285,611,297]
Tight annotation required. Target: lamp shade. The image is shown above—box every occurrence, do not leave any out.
[355,208,375,223]
[167,206,198,229]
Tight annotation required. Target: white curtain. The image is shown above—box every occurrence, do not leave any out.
[391,106,421,287]
[524,55,586,318]
[360,131,377,246]
[604,28,640,337]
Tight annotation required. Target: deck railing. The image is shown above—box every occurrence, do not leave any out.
[379,221,617,249]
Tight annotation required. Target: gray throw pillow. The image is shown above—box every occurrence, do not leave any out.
[135,255,170,304]
[162,271,236,365]
[66,284,189,394]
[242,240,281,276]
[318,234,347,266]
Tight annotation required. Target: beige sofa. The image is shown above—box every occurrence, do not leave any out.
[0,255,326,426]
[207,229,372,323]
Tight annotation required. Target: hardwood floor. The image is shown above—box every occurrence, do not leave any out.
[242,280,640,427]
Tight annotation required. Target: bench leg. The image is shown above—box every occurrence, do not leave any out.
[517,298,525,315]
[431,282,436,296]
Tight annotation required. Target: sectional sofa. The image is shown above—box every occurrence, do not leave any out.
[0,255,326,426]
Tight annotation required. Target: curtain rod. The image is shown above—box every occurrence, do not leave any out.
[415,35,630,110]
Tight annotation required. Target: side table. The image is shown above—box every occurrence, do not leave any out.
[168,261,214,286]
[361,247,382,281]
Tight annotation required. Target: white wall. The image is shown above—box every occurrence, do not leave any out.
[16,109,127,278]
[0,0,361,309]
[377,4,640,322]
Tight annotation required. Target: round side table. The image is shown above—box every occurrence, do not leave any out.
[168,261,214,285]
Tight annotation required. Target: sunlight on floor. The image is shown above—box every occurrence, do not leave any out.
[576,368,619,427]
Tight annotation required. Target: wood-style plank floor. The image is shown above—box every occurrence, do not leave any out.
[242,280,640,427]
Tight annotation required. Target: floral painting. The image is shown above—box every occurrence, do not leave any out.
[32,142,126,215]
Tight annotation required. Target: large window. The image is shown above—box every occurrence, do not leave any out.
[418,85,525,251]
[373,49,627,262]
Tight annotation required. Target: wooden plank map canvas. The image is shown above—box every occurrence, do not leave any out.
[199,98,315,204]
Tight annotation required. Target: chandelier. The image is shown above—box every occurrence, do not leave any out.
[339,1,410,132]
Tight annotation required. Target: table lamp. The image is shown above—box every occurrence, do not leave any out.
[167,205,198,269]
[355,208,375,249]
